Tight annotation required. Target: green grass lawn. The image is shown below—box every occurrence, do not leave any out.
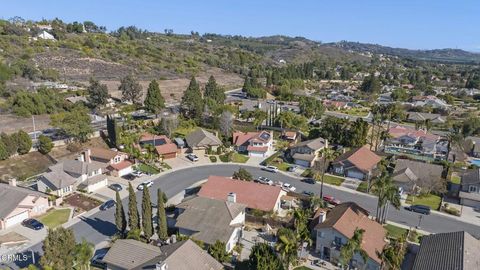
[38,208,71,228]
[277,162,291,171]
[406,194,442,210]
[384,224,422,243]
[450,175,461,184]
[322,174,345,186]
[136,163,160,174]
[231,153,249,163]
[357,182,369,193]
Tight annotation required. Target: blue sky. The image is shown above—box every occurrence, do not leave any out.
[2,0,480,51]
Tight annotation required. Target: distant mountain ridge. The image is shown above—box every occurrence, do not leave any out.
[325,41,480,63]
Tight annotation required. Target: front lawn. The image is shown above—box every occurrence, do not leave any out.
[136,163,160,174]
[356,182,369,193]
[277,162,291,171]
[406,194,442,210]
[384,224,422,243]
[38,208,71,228]
[322,174,345,186]
[231,153,249,163]
[294,267,313,270]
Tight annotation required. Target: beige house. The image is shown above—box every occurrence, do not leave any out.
[0,181,50,230]
[82,148,134,177]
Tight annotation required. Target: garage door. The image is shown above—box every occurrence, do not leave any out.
[295,159,311,168]
[346,170,365,180]
[5,211,29,228]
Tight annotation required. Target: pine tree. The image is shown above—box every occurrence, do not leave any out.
[141,187,154,240]
[180,76,203,122]
[242,76,251,92]
[144,80,165,116]
[16,130,32,155]
[87,77,109,108]
[38,135,53,154]
[119,75,143,105]
[204,75,225,104]
[127,182,140,231]
[40,227,77,270]
[114,190,127,235]
[156,188,168,240]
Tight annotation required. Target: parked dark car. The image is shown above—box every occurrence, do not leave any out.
[122,174,136,181]
[91,249,108,268]
[22,219,44,230]
[301,178,316,184]
[100,200,116,211]
[302,191,315,196]
[109,184,122,191]
[405,204,431,215]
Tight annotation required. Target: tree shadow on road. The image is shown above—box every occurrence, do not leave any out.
[78,216,117,237]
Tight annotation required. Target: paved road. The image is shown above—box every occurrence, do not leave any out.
[6,164,480,268]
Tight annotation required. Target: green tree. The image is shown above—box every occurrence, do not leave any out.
[16,130,32,155]
[314,148,337,200]
[275,228,298,268]
[232,167,253,181]
[87,77,109,108]
[38,135,53,154]
[144,80,165,116]
[372,174,401,224]
[156,188,168,240]
[299,97,324,119]
[73,239,94,270]
[204,75,225,104]
[141,187,154,240]
[377,233,407,270]
[340,228,368,268]
[0,139,8,160]
[360,74,381,94]
[248,243,285,270]
[114,190,127,235]
[181,76,203,122]
[119,75,143,105]
[1,132,17,157]
[127,182,140,231]
[208,240,229,263]
[40,227,77,270]
[126,228,141,241]
[50,106,93,142]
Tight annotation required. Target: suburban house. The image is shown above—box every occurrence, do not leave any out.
[412,231,480,270]
[232,131,273,157]
[406,112,446,124]
[198,175,287,213]
[174,196,246,253]
[392,159,444,195]
[139,133,179,159]
[383,126,448,161]
[331,146,381,180]
[465,136,480,158]
[282,131,298,142]
[185,128,222,151]
[82,148,134,177]
[288,137,328,168]
[313,202,387,270]
[0,181,50,230]
[102,239,223,270]
[459,168,480,208]
[37,159,108,196]
[411,95,449,110]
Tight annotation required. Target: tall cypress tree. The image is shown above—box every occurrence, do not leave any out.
[114,190,126,235]
[180,76,203,122]
[144,80,165,116]
[204,75,225,104]
[156,188,168,240]
[127,182,140,231]
[141,187,153,240]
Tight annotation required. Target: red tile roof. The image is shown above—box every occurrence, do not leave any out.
[155,143,178,155]
[109,160,134,171]
[232,132,258,146]
[198,176,283,212]
[388,126,439,141]
[334,145,381,173]
[139,133,172,143]
[247,146,268,152]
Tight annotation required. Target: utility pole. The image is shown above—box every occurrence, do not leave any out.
[32,115,37,140]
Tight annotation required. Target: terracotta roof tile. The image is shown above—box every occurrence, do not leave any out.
[109,160,133,171]
[334,145,381,173]
[155,143,178,155]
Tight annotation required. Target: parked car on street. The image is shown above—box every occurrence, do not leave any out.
[301,178,316,184]
[256,176,274,185]
[323,195,340,206]
[302,190,315,196]
[109,184,123,191]
[186,153,199,162]
[282,183,296,192]
[262,166,279,173]
[288,165,298,172]
[131,171,145,177]
[137,180,154,190]
[100,200,116,211]
[22,219,44,230]
[405,204,431,215]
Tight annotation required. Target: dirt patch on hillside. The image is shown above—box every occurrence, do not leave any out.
[0,152,54,181]
[0,114,52,134]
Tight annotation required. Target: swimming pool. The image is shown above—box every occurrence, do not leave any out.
[470,159,480,167]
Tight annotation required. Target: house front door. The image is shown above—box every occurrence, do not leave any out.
[323,247,331,260]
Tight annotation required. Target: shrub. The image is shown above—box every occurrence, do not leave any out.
[444,207,460,216]
[38,135,54,154]
[209,156,217,163]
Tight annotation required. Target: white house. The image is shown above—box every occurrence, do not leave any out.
[232,131,274,158]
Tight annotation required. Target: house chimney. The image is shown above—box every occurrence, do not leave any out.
[227,192,236,203]
[8,178,17,187]
[318,210,327,223]
[155,261,168,270]
[84,149,91,163]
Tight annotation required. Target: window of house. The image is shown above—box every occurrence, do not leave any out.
[318,231,325,238]
[469,186,478,193]
[334,236,342,245]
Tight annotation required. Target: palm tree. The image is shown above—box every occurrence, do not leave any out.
[377,233,407,270]
[275,228,298,268]
[340,228,368,269]
[373,174,401,224]
[74,239,94,270]
[314,147,336,199]
[293,208,312,245]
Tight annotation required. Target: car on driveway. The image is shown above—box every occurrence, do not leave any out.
[100,200,116,211]
[122,174,137,181]
[109,183,123,191]
[256,176,273,185]
[287,165,298,172]
[137,180,154,190]
[323,195,340,206]
[22,219,44,230]
[186,153,199,162]
[405,204,431,215]
[131,171,145,177]
[262,166,279,173]
[301,178,316,184]
[282,183,296,192]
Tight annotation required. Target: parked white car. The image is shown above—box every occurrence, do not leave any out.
[282,183,296,192]
[256,176,274,185]
[262,166,279,173]
[137,180,153,190]
[186,154,199,162]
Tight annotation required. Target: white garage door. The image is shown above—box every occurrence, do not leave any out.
[295,159,311,168]
[346,170,365,180]
[5,211,29,228]
[118,166,133,177]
